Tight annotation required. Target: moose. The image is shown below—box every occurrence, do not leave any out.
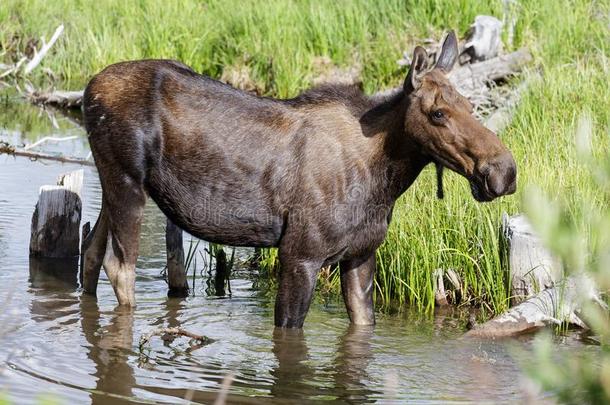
[82,31,516,328]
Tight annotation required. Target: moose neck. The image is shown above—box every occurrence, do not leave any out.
[361,91,431,203]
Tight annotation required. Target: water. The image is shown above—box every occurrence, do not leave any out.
[0,104,593,404]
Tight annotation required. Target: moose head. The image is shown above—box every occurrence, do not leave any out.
[403,31,517,202]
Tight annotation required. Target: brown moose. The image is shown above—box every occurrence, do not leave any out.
[82,32,516,328]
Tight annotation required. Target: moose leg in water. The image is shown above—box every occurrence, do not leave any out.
[99,179,146,307]
[340,254,376,325]
[274,255,323,328]
[82,204,108,294]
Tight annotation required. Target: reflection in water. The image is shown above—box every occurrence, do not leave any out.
[271,328,316,399]
[271,325,380,403]
[80,299,136,405]
[333,325,379,403]
[28,256,80,326]
[29,256,79,289]
[29,256,136,404]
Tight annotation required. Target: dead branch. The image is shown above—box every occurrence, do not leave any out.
[138,327,212,352]
[0,142,95,166]
[24,135,79,150]
[24,24,64,75]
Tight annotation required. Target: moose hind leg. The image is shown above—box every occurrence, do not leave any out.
[82,205,108,294]
[274,256,322,328]
[102,189,145,307]
[340,253,376,325]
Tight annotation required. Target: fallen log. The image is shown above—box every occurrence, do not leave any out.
[449,48,532,99]
[465,274,606,338]
[378,47,531,101]
[30,170,84,258]
[29,90,83,109]
[24,24,64,75]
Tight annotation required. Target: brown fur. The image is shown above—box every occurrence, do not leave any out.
[81,32,516,328]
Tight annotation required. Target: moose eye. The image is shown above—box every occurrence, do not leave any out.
[431,110,444,120]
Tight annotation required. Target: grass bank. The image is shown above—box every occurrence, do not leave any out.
[1,0,608,316]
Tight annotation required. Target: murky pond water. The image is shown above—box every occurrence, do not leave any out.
[0,103,595,403]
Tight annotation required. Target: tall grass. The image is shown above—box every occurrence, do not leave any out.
[1,0,608,315]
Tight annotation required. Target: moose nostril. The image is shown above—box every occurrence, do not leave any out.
[485,154,517,197]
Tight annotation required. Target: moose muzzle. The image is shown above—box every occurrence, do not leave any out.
[471,152,517,202]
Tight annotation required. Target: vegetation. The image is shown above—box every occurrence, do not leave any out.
[524,115,610,403]
[1,0,608,315]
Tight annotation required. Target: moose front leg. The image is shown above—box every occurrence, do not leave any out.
[340,253,376,325]
[274,257,321,328]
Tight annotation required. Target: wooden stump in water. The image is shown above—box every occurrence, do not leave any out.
[166,218,189,297]
[29,170,83,258]
[501,213,563,305]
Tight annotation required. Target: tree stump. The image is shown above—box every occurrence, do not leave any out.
[29,170,83,258]
[166,218,189,297]
[501,213,563,304]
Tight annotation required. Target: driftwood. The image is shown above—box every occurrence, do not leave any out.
[502,213,562,305]
[449,48,532,99]
[166,218,189,297]
[465,274,606,338]
[30,170,84,258]
[381,48,531,103]
[1,24,63,79]
[24,24,64,75]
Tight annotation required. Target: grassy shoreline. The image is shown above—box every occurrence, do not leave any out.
[2,0,608,316]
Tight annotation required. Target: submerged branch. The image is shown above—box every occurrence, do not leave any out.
[138,327,212,352]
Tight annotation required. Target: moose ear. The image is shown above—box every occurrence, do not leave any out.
[435,30,458,72]
[403,46,429,94]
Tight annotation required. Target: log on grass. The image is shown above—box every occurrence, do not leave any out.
[166,218,189,297]
[377,48,532,101]
[465,274,605,338]
[30,170,84,258]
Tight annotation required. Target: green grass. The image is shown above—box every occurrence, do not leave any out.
[1,0,608,316]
